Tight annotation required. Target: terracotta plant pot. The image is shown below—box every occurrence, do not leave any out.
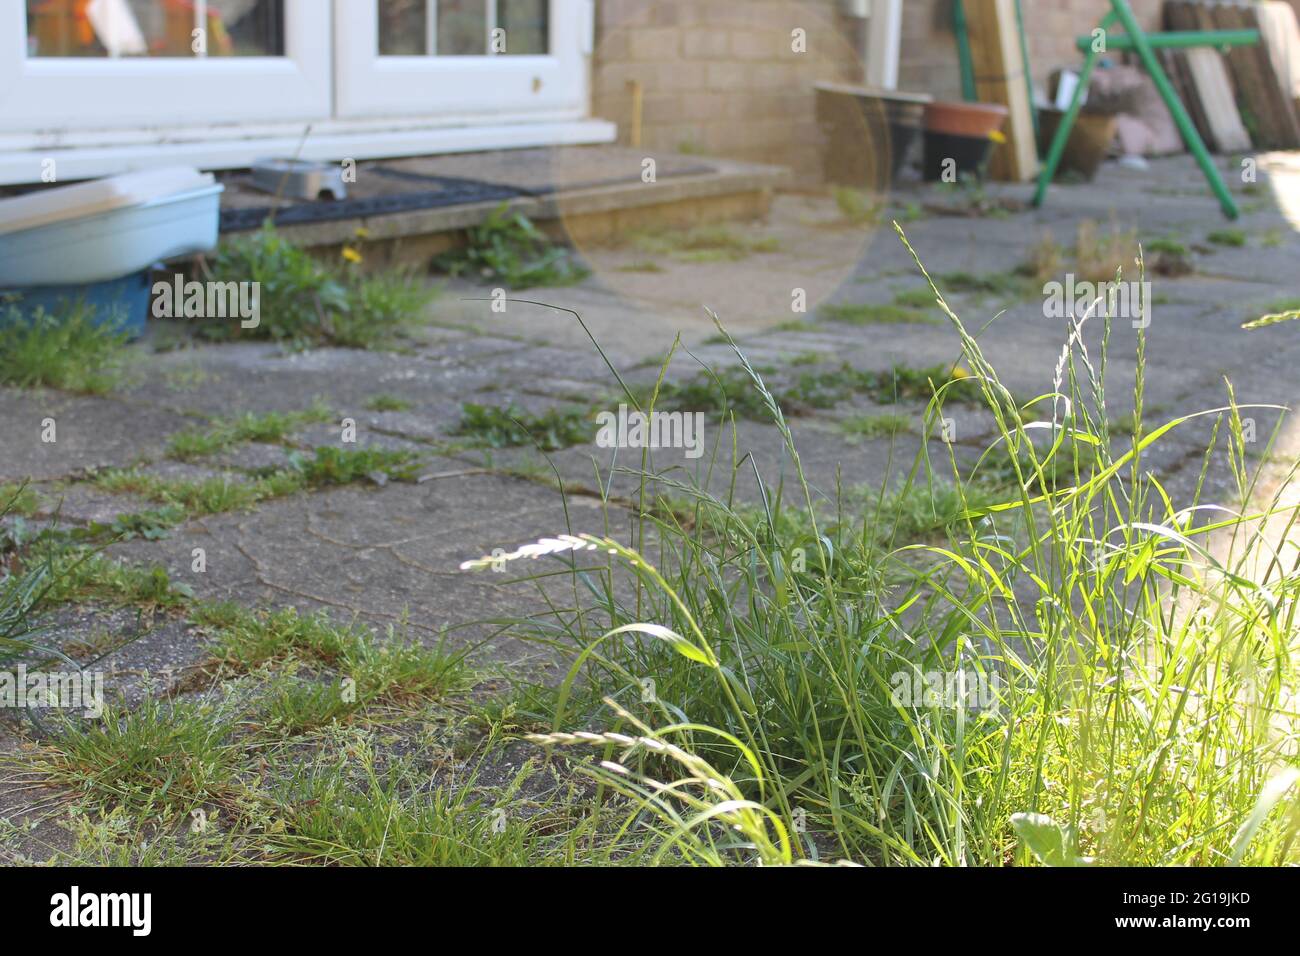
[923,100,1009,138]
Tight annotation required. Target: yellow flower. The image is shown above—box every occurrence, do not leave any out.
[988,130,1008,145]
[951,366,971,380]
[341,246,363,265]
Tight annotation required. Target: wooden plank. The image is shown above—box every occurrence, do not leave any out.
[1158,28,1211,147]
[1207,3,1269,146]
[1184,47,1253,151]
[965,0,1039,181]
[1162,1,1253,152]
[1234,2,1300,147]
[1259,1,1300,104]
[1259,0,1300,125]
[1162,1,1215,145]
[967,0,1038,180]
[1210,3,1294,148]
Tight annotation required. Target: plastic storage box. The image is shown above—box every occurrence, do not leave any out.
[0,166,223,287]
[1,271,153,340]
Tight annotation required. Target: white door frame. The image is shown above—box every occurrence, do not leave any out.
[335,0,590,121]
[0,0,332,132]
[864,0,903,90]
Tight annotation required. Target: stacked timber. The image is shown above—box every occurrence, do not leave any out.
[1163,0,1300,150]
[965,0,1040,181]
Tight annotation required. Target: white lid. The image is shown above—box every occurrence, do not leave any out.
[0,166,215,236]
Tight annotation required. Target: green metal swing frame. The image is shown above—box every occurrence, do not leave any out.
[1030,0,1260,219]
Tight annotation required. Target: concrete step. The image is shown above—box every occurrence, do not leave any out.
[217,145,790,265]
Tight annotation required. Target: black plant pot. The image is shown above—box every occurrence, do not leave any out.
[816,86,927,189]
[922,131,994,182]
[884,120,922,177]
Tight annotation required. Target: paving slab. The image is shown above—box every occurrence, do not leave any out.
[40,605,212,708]
[107,473,619,664]
[0,389,192,484]
[25,483,154,527]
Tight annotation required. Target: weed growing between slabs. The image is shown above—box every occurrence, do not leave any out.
[208,224,435,349]
[0,302,129,395]
[3,577,540,864]
[167,404,334,461]
[651,361,990,422]
[1,485,61,667]
[629,224,781,264]
[89,446,421,521]
[462,228,1300,866]
[452,403,594,452]
[3,476,649,865]
[435,204,590,289]
[0,595,653,865]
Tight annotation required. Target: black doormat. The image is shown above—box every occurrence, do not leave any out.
[219,159,718,233]
[368,160,717,196]
[218,172,527,233]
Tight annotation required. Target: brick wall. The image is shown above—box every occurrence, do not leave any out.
[591,0,861,179]
[590,0,1166,179]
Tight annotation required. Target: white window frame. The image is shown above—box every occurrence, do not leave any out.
[0,0,332,132]
[334,0,589,121]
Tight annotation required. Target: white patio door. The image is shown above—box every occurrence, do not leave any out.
[0,0,332,132]
[0,0,610,183]
[335,0,593,122]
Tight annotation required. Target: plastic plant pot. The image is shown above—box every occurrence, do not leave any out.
[923,131,998,181]
[815,83,934,188]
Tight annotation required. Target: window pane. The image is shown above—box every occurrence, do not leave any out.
[377,0,427,56]
[377,1,549,57]
[436,0,486,56]
[499,0,546,55]
[25,0,285,58]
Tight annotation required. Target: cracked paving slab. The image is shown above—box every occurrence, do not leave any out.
[25,483,155,528]
[0,388,194,483]
[459,415,983,513]
[107,470,621,664]
[41,605,214,709]
[119,340,507,419]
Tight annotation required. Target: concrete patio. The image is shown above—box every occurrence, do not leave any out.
[6,150,1300,653]
[3,148,1300,862]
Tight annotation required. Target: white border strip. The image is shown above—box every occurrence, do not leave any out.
[0,119,617,186]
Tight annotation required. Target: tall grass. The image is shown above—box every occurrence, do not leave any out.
[463,234,1300,866]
